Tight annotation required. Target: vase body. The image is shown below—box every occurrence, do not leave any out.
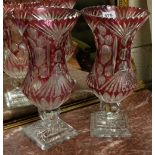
[23,24,75,111]
[87,21,137,103]
[82,5,150,137]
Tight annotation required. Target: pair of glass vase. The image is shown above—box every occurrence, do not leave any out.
[4,3,150,150]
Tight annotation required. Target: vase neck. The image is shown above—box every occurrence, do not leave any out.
[93,25,133,75]
[26,27,68,79]
[113,36,133,72]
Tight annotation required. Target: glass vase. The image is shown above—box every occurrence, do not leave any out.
[3,4,30,108]
[21,7,80,150]
[82,5,150,137]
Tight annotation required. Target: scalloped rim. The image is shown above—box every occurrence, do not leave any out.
[81,5,150,22]
[27,7,81,23]
[4,6,81,23]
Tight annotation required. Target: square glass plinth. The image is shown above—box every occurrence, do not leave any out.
[4,88,30,108]
[90,111,131,138]
[23,118,78,150]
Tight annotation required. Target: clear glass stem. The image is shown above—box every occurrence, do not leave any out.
[99,101,111,112]
[111,102,121,113]
[38,108,61,126]
[10,77,23,89]
[100,101,121,113]
[99,100,104,111]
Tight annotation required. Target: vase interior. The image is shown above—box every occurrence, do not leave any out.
[82,6,150,39]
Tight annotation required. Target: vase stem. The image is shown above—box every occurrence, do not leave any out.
[39,108,60,119]
[99,101,111,112]
[99,101,121,113]
[99,100,104,111]
[10,78,23,89]
[110,102,121,113]
[38,108,61,127]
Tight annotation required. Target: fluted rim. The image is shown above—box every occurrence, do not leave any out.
[3,0,77,10]
[81,5,150,21]
[3,0,77,18]
[4,6,81,24]
[11,7,81,22]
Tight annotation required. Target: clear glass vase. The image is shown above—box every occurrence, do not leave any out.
[21,7,80,150]
[82,5,150,137]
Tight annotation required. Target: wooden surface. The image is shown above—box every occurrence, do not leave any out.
[4,89,152,155]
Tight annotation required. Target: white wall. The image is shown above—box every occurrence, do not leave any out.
[129,0,152,82]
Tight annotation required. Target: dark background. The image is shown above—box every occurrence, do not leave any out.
[72,0,117,71]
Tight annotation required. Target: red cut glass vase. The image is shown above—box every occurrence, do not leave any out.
[21,7,80,150]
[82,5,150,137]
[3,4,30,108]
